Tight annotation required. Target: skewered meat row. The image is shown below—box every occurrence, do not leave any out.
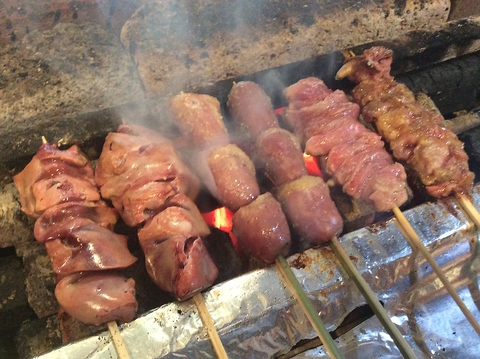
[13,143,138,325]
[95,124,218,300]
[169,93,291,264]
[283,77,409,212]
[336,46,474,197]
[227,81,343,246]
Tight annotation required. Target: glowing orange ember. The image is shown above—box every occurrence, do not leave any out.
[303,153,322,177]
[202,206,242,255]
[202,206,234,233]
[274,106,322,177]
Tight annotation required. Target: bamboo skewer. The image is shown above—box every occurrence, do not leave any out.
[392,206,480,336]
[275,255,345,359]
[456,192,480,230]
[107,322,131,359]
[329,237,418,359]
[192,293,229,359]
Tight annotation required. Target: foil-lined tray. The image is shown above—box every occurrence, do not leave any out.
[36,184,480,359]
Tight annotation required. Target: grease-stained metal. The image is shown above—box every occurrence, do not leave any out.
[36,184,480,359]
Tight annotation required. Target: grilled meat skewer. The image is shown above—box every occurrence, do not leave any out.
[336,46,474,197]
[169,92,291,264]
[13,142,138,325]
[227,81,343,246]
[283,77,409,212]
[95,124,218,300]
[336,46,480,336]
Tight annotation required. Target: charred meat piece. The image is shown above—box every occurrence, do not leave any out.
[232,193,291,263]
[169,92,230,150]
[14,143,138,325]
[227,81,279,138]
[255,128,308,186]
[207,144,260,211]
[227,81,343,246]
[284,77,408,212]
[55,272,137,326]
[170,92,292,263]
[95,124,218,300]
[276,176,343,245]
[336,46,474,197]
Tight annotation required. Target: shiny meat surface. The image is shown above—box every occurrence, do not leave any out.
[337,46,474,197]
[143,235,219,300]
[335,46,394,83]
[95,128,173,187]
[95,124,218,300]
[255,128,308,186]
[13,143,95,217]
[110,181,177,227]
[232,193,291,264]
[138,197,210,246]
[14,142,139,326]
[284,77,408,211]
[44,224,137,276]
[55,272,137,326]
[227,81,342,247]
[227,81,279,138]
[207,144,260,211]
[31,174,101,216]
[170,91,292,264]
[276,176,343,245]
[169,92,229,149]
[34,202,117,243]
[98,142,200,201]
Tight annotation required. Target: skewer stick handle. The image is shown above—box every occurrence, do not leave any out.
[456,192,480,229]
[329,237,418,359]
[193,293,229,359]
[275,255,345,359]
[107,321,130,359]
[392,206,480,337]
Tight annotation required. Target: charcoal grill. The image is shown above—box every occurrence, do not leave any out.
[1,1,480,358]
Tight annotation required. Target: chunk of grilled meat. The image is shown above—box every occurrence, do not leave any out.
[228,81,343,246]
[95,124,217,301]
[14,143,138,325]
[283,77,408,212]
[170,92,292,263]
[336,46,474,197]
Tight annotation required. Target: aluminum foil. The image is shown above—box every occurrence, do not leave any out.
[36,184,480,359]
